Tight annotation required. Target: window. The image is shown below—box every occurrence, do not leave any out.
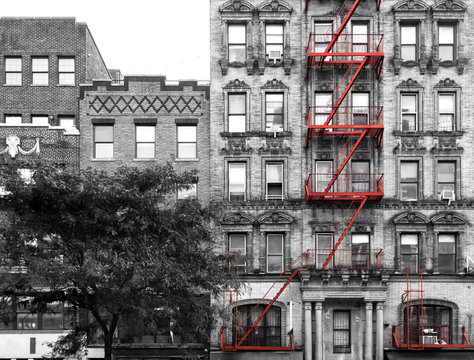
[58,57,75,85]
[439,24,455,61]
[438,93,455,131]
[401,93,418,131]
[351,160,370,193]
[405,305,452,344]
[58,115,75,129]
[437,161,455,195]
[352,92,369,125]
[352,233,369,269]
[94,125,114,159]
[401,233,419,272]
[228,24,246,62]
[135,125,155,159]
[265,93,284,132]
[315,160,332,193]
[234,304,281,347]
[16,300,64,330]
[267,234,283,273]
[266,162,283,200]
[316,233,333,269]
[228,163,246,201]
[333,310,350,353]
[438,234,456,273]
[228,93,246,132]
[31,57,49,85]
[400,25,417,61]
[314,92,332,127]
[5,57,22,85]
[314,22,332,54]
[32,115,49,125]
[352,23,368,61]
[177,183,197,200]
[5,115,22,125]
[228,234,246,273]
[266,24,283,63]
[400,161,419,201]
[177,125,197,159]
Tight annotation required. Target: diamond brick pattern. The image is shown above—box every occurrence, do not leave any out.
[89,95,202,115]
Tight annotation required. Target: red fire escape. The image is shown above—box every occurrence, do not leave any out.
[220,0,384,352]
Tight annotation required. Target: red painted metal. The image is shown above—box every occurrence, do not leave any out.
[392,324,472,348]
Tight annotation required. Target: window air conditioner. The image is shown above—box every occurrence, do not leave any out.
[441,189,455,205]
[268,50,282,64]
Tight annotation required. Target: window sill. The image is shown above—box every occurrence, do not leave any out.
[91,158,115,162]
[228,61,247,68]
[221,131,291,137]
[175,158,199,162]
[393,131,428,136]
[30,84,49,87]
[133,158,156,162]
[432,130,464,137]
[57,84,76,87]
[0,329,69,333]
[3,84,22,87]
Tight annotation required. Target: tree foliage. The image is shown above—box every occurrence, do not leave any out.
[0,164,236,360]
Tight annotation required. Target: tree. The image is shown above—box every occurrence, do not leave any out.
[0,164,237,360]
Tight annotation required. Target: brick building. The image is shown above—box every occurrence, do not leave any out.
[209,1,474,360]
[0,17,110,360]
[79,76,211,202]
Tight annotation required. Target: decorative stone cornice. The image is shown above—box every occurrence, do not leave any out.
[219,0,255,13]
[393,212,429,224]
[392,0,429,12]
[397,78,422,88]
[223,79,251,89]
[221,212,255,225]
[435,78,458,87]
[261,78,288,90]
[431,212,467,225]
[432,0,467,12]
[258,0,293,13]
[257,212,294,225]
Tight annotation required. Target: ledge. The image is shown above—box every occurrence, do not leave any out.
[221,131,292,138]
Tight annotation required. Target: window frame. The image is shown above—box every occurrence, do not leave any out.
[400,160,420,201]
[176,125,197,159]
[351,233,370,269]
[436,160,456,198]
[437,92,455,131]
[228,23,247,63]
[228,162,247,201]
[400,23,418,62]
[58,115,75,129]
[31,56,49,86]
[265,162,284,201]
[228,233,247,274]
[228,92,247,133]
[135,124,156,159]
[177,183,197,200]
[4,115,22,125]
[333,310,351,353]
[31,115,49,126]
[400,233,419,272]
[315,232,333,269]
[4,56,22,86]
[438,23,456,62]
[93,124,114,159]
[400,93,418,132]
[265,92,284,133]
[265,23,284,63]
[266,233,284,273]
[57,56,75,85]
[438,233,456,274]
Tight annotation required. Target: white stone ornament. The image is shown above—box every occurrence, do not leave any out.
[0,135,40,159]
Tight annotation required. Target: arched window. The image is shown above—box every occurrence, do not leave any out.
[404,304,452,344]
[232,304,281,347]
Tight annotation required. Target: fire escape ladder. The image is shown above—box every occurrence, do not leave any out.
[318,58,368,139]
[405,268,424,350]
[319,0,362,65]
[322,129,368,195]
[321,196,368,269]
[231,252,309,350]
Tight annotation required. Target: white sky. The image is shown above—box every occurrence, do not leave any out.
[2,0,210,81]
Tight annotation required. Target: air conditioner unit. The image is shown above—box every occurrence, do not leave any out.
[268,50,282,64]
[441,189,455,205]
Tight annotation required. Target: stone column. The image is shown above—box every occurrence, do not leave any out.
[395,232,401,273]
[433,231,439,274]
[376,303,384,360]
[315,302,323,360]
[304,302,312,360]
[365,302,373,360]
[420,232,427,272]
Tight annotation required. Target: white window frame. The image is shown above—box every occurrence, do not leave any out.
[400,93,418,131]
[5,57,22,86]
[58,57,75,85]
[228,162,246,201]
[135,125,156,159]
[93,125,114,159]
[266,233,284,273]
[31,57,49,86]
[265,162,283,200]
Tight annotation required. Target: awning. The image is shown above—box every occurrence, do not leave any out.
[386,350,474,360]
